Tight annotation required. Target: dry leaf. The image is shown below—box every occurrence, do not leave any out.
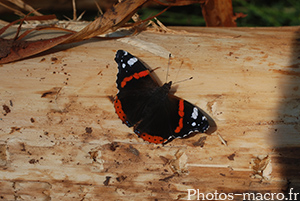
[0,15,73,64]
[0,0,150,64]
[63,0,149,43]
[0,0,203,64]
[7,0,43,16]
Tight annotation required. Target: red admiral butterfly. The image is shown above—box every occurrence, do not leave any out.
[114,50,210,144]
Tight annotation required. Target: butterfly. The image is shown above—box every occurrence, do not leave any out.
[114,50,210,144]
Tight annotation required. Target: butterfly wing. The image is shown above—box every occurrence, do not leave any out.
[169,94,210,139]
[134,93,210,144]
[114,50,159,127]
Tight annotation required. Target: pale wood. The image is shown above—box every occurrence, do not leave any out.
[0,26,300,200]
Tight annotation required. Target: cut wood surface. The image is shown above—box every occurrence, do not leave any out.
[0,26,300,200]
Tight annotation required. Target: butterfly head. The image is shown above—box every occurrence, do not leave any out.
[163,81,172,91]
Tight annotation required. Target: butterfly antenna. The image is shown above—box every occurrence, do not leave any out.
[166,53,171,82]
[173,77,193,85]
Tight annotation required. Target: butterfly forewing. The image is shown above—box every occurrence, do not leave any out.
[114,50,159,126]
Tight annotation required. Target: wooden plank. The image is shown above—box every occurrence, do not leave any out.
[0,26,300,200]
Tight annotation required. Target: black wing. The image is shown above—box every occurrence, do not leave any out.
[134,94,209,144]
[114,50,159,127]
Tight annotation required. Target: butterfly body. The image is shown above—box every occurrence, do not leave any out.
[114,50,209,144]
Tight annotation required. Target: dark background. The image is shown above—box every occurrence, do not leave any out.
[0,0,299,26]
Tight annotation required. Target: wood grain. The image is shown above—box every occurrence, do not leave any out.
[0,26,300,200]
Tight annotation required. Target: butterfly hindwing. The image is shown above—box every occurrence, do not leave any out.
[133,94,209,144]
[171,95,209,138]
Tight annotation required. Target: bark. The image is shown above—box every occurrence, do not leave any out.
[201,0,236,27]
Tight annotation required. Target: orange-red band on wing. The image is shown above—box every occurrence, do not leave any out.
[114,96,130,126]
[121,70,150,88]
[138,132,167,144]
[174,99,184,133]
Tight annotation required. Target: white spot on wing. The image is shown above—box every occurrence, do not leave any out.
[191,107,198,119]
[127,57,138,66]
[191,122,196,127]
[122,63,126,68]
